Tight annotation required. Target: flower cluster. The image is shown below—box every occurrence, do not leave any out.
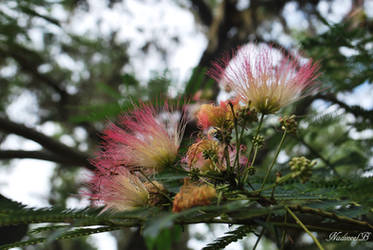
[85,44,320,214]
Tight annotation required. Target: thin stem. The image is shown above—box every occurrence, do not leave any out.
[239,120,247,144]
[253,209,273,250]
[285,206,325,250]
[224,145,231,173]
[260,130,287,192]
[253,172,293,194]
[242,113,265,184]
[229,102,240,171]
[270,175,281,200]
[138,170,173,203]
[248,113,265,162]
[290,205,373,230]
[168,165,224,181]
[242,145,259,184]
[280,211,288,250]
[251,145,259,167]
[270,185,276,200]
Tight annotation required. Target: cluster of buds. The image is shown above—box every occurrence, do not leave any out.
[279,114,297,134]
[185,137,248,174]
[289,156,317,183]
[252,135,264,148]
[185,139,221,173]
[236,103,258,127]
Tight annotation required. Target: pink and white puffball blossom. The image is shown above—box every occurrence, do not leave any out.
[209,44,320,114]
[98,103,187,174]
[88,167,149,211]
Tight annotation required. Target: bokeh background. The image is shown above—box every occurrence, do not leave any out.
[0,0,373,249]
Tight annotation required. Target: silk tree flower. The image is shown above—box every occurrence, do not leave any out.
[208,44,320,114]
[88,167,149,211]
[99,103,187,174]
[197,98,239,130]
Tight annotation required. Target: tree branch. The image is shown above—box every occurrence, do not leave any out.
[189,0,213,26]
[0,150,84,166]
[0,117,91,168]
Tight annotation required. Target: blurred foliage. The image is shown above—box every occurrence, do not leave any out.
[0,0,373,250]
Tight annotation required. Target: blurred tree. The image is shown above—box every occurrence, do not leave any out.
[0,0,372,249]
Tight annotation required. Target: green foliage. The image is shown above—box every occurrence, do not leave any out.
[202,226,253,250]
[145,226,183,250]
[0,226,119,249]
[301,20,373,92]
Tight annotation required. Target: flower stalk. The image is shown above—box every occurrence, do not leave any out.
[260,129,287,193]
[241,113,265,185]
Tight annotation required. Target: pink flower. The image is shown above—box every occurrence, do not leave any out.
[98,103,187,174]
[88,167,149,211]
[209,44,320,114]
[196,98,239,130]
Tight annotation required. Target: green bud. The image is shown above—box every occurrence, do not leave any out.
[289,156,316,183]
[247,166,256,176]
[252,135,264,148]
[280,114,297,134]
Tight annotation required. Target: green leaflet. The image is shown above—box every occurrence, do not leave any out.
[203,226,253,250]
[143,201,249,239]
[0,226,120,249]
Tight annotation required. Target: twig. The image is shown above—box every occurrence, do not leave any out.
[285,206,325,250]
[260,130,287,192]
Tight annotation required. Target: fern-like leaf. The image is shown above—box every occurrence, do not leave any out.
[202,226,253,250]
[0,226,120,249]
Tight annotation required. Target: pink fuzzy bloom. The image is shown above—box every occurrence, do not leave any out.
[208,44,320,114]
[97,103,187,174]
[88,167,149,211]
[196,98,239,130]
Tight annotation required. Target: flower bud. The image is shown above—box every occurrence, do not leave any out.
[280,114,297,134]
[172,179,217,212]
[289,156,316,183]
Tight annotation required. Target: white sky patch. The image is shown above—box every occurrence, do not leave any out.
[283,2,309,31]
[6,91,40,125]
[317,0,352,24]
[68,0,206,86]
[1,134,41,151]
[88,232,118,250]
[349,128,373,140]
[0,160,55,207]
[337,82,373,110]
